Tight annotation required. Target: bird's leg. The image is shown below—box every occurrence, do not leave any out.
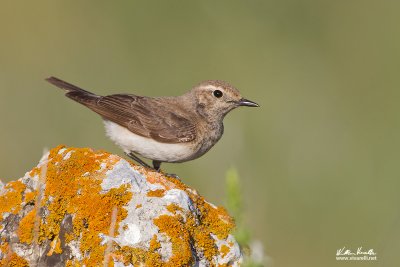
[124,154,180,179]
[125,152,152,169]
[152,160,180,179]
[152,160,162,171]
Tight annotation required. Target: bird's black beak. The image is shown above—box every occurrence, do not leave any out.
[238,98,259,107]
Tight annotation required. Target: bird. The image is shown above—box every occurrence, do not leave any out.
[46,77,259,176]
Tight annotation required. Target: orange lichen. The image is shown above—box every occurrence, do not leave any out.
[0,180,26,220]
[150,179,235,264]
[142,162,235,232]
[13,146,132,267]
[73,186,131,267]
[146,173,187,192]
[0,240,9,260]
[2,146,238,265]
[118,201,232,266]
[0,242,29,267]
[117,244,163,267]
[190,221,218,261]
[149,234,161,251]
[220,244,230,258]
[18,209,36,244]
[137,155,236,264]
[24,191,36,204]
[166,203,183,214]
[153,214,193,266]
[47,235,62,256]
[111,236,163,266]
[66,260,83,267]
[0,253,29,267]
[147,189,165,197]
[199,203,234,240]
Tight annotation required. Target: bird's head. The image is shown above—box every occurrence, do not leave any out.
[190,80,259,121]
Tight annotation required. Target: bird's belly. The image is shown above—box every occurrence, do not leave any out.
[103,121,194,162]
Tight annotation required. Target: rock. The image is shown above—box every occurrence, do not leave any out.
[0,146,242,266]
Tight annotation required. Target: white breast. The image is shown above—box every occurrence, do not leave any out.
[103,121,194,163]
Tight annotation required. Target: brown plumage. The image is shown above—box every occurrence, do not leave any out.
[46,77,259,175]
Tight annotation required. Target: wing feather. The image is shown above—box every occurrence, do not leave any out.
[87,94,196,143]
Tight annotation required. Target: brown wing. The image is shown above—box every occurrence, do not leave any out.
[87,94,196,143]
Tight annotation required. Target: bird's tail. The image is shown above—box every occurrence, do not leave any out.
[46,76,99,106]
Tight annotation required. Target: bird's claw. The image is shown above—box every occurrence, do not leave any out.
[162,172,180,180]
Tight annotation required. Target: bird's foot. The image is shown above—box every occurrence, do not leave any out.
[152,160,180,179]
[162,172,180,180]
[124,155,180,179]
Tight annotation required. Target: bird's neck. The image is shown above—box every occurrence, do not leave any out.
[196,104,225,123]
[180,92,227,123]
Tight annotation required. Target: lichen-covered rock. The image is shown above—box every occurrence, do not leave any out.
[0,146,242,266]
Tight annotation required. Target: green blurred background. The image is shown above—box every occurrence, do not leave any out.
[1,1,399,266]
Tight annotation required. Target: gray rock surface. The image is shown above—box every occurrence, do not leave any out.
[0,146,242,266]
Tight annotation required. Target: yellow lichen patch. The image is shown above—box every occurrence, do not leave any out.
[166,203,183,214]
[220,244,230,258]
[190,221,218,262]
[47,235,62,256]
[117,207,227,266]
[18,209,37,244]
[165,176,191,192]
[151,179,235,264]
[29,165,41,178]
[0,180,26,220]
[70,185,132,267]
[117,245,163,267]
[149,234,161,251]
[199,203,234,240]
[142,172,159,184]
[21,146,133,267]
[186,190,235,240]
[3,146,238,265]
[0,239,9,259]
[0,242,29,267]
[153,214,193,266]
[24,191,36,204]
[136,158,236,264]
[0,253,29,267]
[147,189,165,197]
[66,259,83,267]
[140,168,181,190]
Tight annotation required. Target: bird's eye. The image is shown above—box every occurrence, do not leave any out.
[213,90,223,98]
